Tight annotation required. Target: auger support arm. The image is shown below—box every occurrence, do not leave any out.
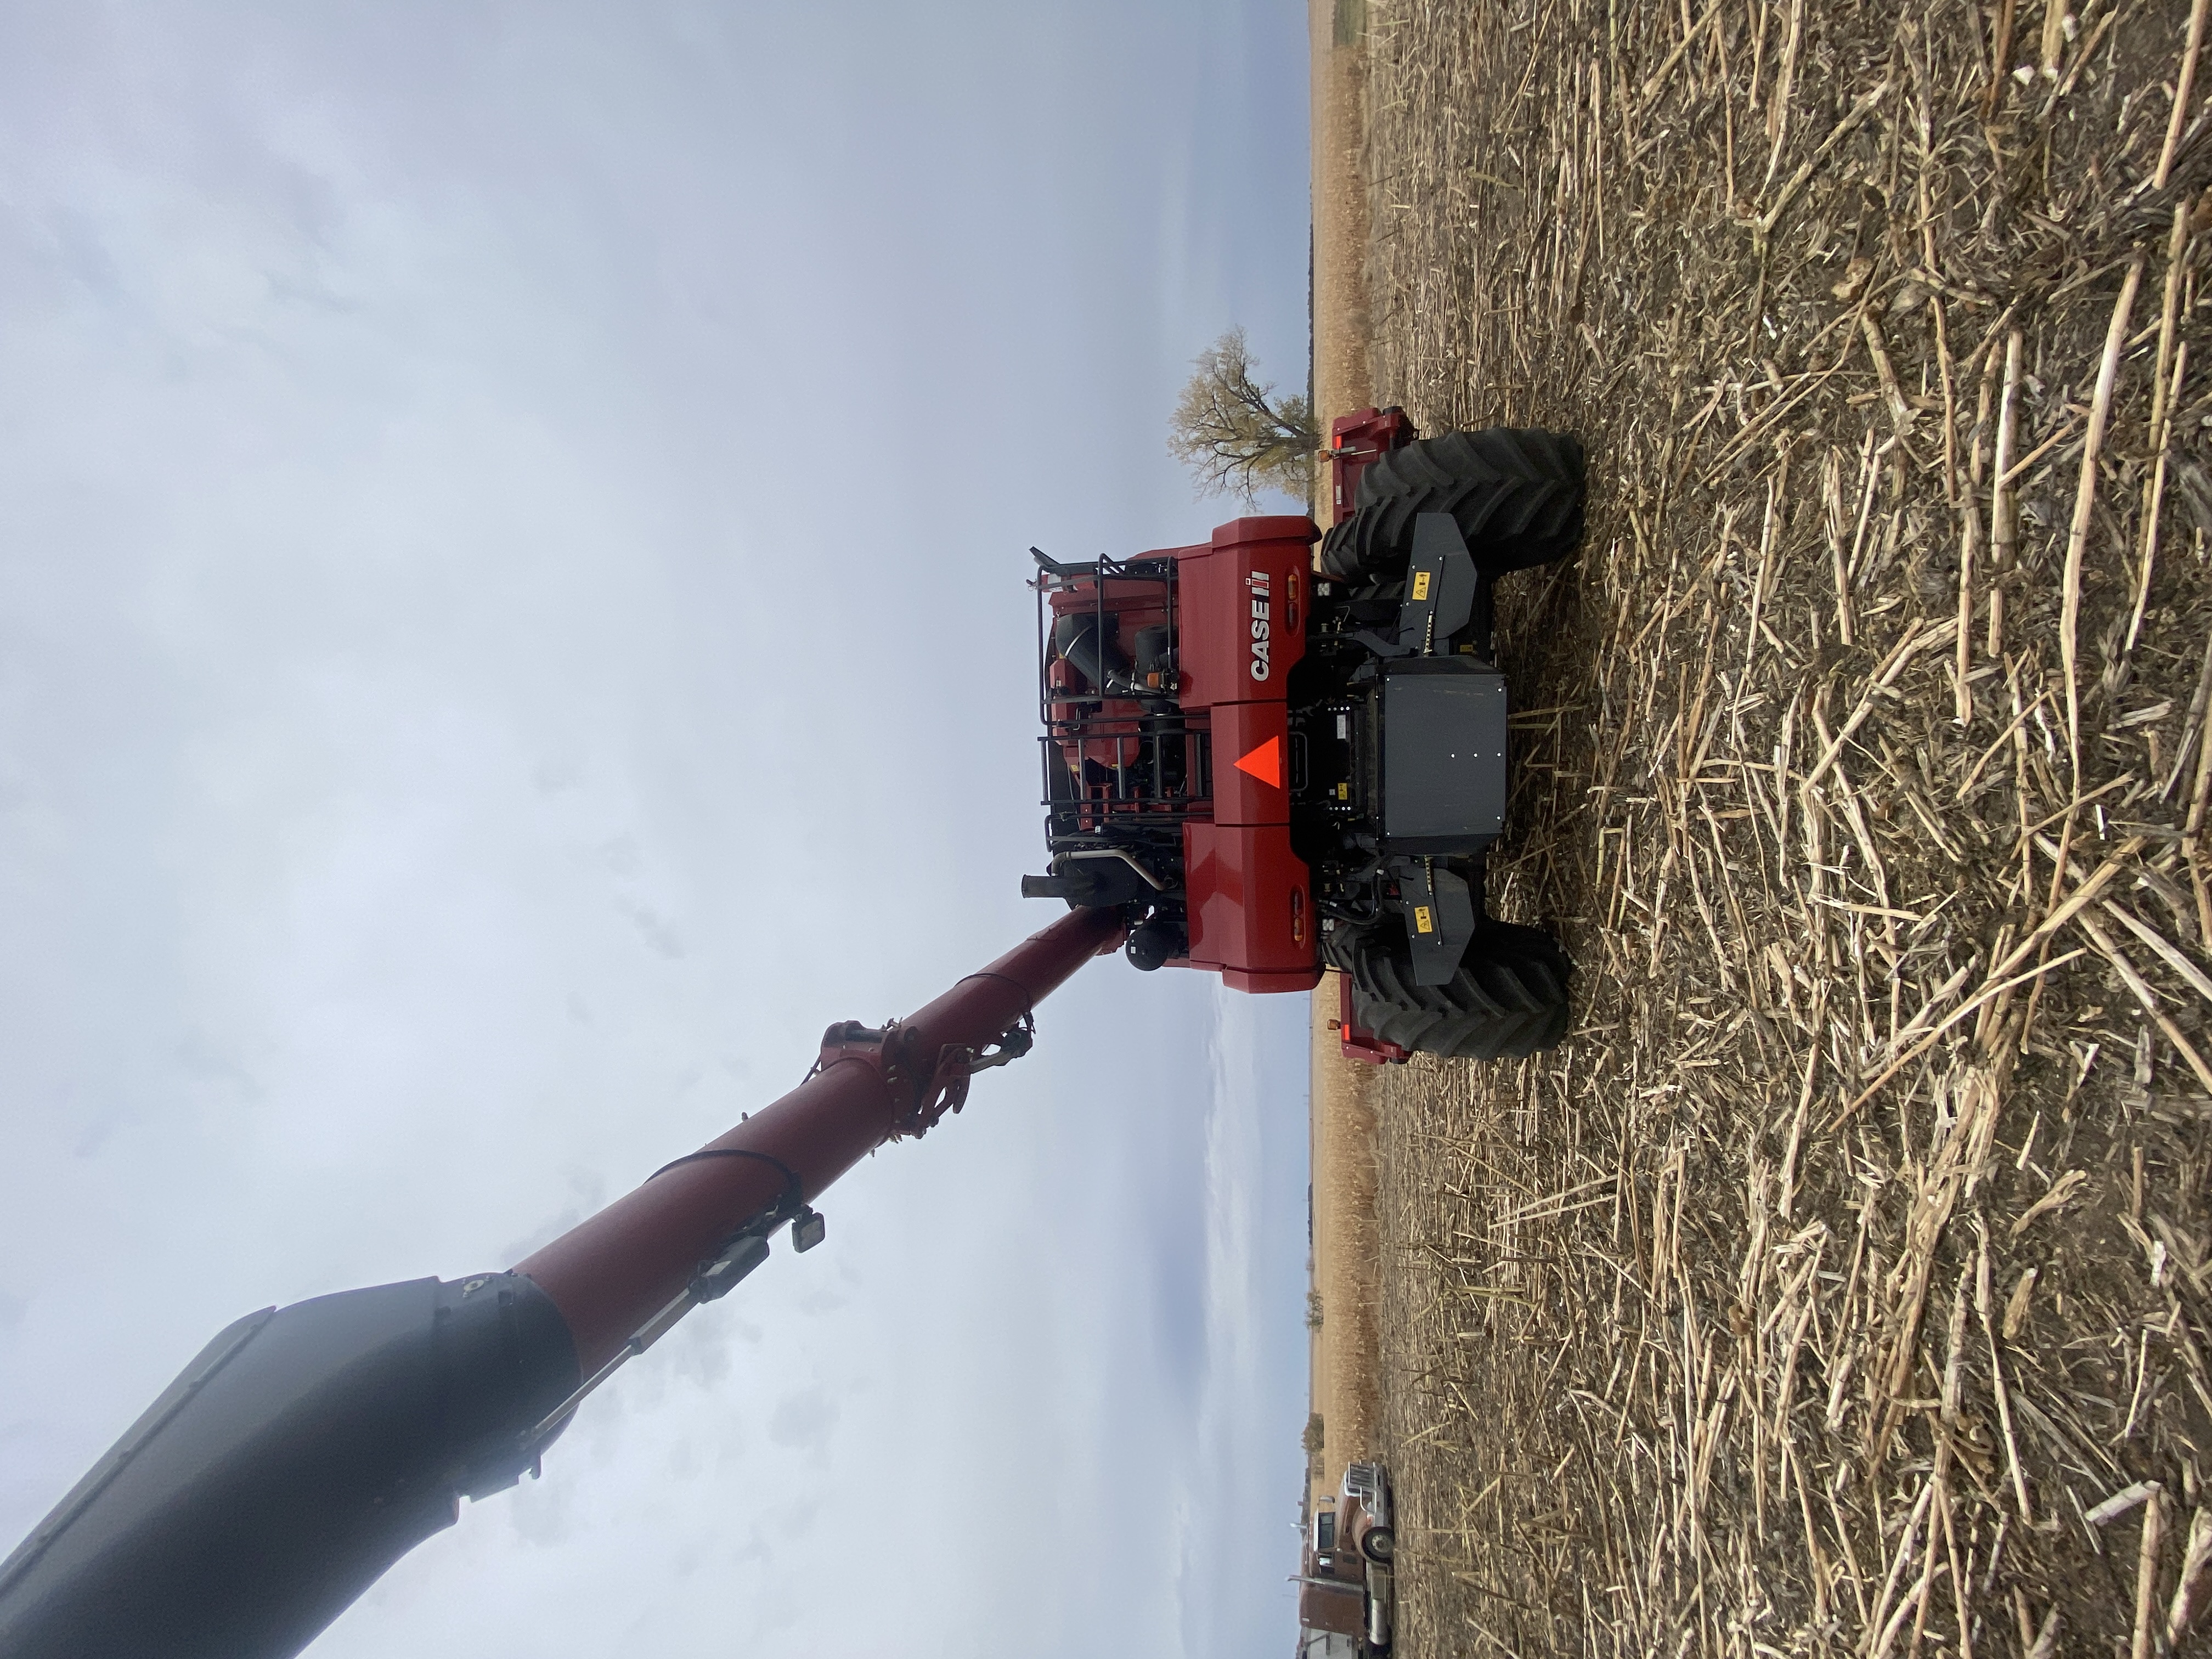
[517,905,1124,1374]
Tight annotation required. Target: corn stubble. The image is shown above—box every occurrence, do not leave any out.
[1356,0,2212,1650]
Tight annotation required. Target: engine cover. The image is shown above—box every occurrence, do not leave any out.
[1377,658,1509,855]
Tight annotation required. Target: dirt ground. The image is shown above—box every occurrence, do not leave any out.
[1342,0,2212,1653]
[1311,985,1387,1505]
[1308,0,1390,1528]
[1315,0,1378,423]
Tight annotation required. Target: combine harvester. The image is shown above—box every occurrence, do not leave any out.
[0,414,1582,1658]
[1029,408,1583,1065]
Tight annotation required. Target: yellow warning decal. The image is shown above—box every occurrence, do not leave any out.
[1336,782,1350,800]
[1411,571,1432,600]
[1413,905,1435,934]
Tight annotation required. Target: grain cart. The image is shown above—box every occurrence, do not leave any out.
[1023,409,1584,1061]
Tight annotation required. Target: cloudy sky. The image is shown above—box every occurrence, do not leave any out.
[0,4,1316,1655]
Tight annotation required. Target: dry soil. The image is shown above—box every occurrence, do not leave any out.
[1306,0,1390,1528]
[1324,0,2212,1654]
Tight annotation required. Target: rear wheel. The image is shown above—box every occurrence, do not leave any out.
[1320,428,1585,583]
[1336,919,1572,1060]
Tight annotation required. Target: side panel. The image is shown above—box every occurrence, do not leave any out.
[1328,405,1415,522]
[1297,1581,1365,1638]
[1335,970,1409,1065]
[1182,822,1319,992]
[1173,519,1314,707]
[1210,699,1290,828]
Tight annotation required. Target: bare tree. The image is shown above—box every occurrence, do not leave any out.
[1167,327,1319,506]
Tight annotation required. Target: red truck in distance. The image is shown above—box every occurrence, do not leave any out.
[1297,1460,1396,1655]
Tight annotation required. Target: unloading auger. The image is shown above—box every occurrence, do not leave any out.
[0,908,1123,1659]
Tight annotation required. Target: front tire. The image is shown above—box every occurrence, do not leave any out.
[1336,919,1573,1060]
[1361,1526,1395,1564]
[1321,428,1585,583]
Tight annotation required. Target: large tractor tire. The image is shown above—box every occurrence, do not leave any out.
[1338,919,1572,1061]
[1319,428,1585,584]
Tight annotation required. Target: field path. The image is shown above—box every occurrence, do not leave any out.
[1305,0,1389,1527]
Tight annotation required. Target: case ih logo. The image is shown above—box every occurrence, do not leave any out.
[1248,569,1272,681]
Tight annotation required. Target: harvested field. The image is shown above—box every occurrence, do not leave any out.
[1357,0,2212,1652]
[1312,986,1388,1500]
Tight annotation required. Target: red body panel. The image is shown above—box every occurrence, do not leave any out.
[1171,519,1311,707]
[1210,700,1289,826]
[1335,970,1409,1065]
[517,907,1126,1372]
[1182,822,1318,992]
[1297,1578,1364,1638]
[1150,516,1320,992]
[1328,406,1416,524]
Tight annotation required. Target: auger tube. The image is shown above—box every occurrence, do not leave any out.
[0,906,1125,1659]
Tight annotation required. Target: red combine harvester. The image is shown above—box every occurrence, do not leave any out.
[1025,408,1584,1063]
[0,411,1584,1659]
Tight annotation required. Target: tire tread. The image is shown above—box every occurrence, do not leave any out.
[1319,427,1585,583]
[1335,921,1573,1060]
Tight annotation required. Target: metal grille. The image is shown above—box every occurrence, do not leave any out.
[1032,552,1212,859]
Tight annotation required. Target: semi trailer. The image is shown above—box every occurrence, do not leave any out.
[1297,1460,1396,1655]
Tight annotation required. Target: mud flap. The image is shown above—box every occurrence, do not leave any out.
[1398,861,1476,986]
[1396,514,1478,652]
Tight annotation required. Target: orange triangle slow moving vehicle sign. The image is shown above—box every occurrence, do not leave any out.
[1232,735,1283,789]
